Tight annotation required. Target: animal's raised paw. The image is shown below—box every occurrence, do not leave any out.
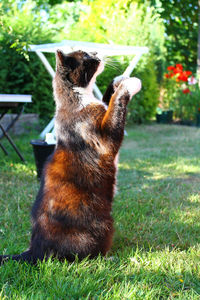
[113,75,130,90]
[118,77,142,98]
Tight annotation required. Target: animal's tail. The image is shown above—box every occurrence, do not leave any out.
[0,249,37,265]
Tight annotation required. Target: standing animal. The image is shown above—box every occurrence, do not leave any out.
[0,49,141,264]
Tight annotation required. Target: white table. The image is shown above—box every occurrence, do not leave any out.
[29,40,148,138]
[0,94,32,161]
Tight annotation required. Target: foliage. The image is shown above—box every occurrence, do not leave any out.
[145,0,199,72]
[0,0,166,124]
[0,1,57,123]
[96,57,159,124]
[0,126,200,298]
[174,85,200,121]
[96,59,124,94]
[68,0,166,73]
[127,57,159,123]
[161,64,200,121]
[161,64,191,110]
[48,1,87,41]
[67,0,166,122]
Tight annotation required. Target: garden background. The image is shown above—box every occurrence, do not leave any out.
[0,1,200,299]
[0,0,199,126]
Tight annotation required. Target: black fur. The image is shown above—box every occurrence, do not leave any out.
[0,50,138,265]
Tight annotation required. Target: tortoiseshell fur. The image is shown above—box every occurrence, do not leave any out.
[0,50,141,264]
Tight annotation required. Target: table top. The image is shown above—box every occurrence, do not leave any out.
[29,40,149,56]
[0,94,32,103]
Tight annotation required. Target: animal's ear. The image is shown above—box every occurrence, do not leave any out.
[56,49,65,65]
[56,50,79,70]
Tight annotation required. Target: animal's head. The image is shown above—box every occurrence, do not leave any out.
[55,50,104,88]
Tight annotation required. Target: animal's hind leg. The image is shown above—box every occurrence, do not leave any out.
[0,249,46,265]
[101,231,114,256]
[0,250,34,265]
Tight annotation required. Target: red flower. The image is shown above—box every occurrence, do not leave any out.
[175,64,183,70]
[182,88,190,94]
[198,107,200,112]
[173,64,183,74]
[165,64,192,82]
[167,66,175,71]
[185,71,192,77]
[178,71,189,82]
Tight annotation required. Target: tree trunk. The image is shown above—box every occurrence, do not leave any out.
[198,0,200,87]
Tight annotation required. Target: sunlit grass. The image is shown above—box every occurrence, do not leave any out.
[0,124,200,299]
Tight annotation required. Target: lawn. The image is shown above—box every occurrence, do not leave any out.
[0,124,200,299]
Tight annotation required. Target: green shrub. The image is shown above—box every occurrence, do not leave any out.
[96,56,159,124]
[0,1,56,124]
[161,64,200,121]
[96,58,124,93]
[67,0,166,123]
[173,85,200,121]
[127,57,159,124]
[0,0,166,124]
[48,1,87,40]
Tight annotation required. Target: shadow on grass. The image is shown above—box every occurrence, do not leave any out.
[114,167,200,252]
[0,132,200,298]
[1,150,200,253]
[1,128,200,260]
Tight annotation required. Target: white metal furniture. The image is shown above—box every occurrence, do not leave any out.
[29,40,148,138]
[0,94,32,161]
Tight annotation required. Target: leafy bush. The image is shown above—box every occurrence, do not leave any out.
[127,57,159,124]
[0,0,166,125]
[161,64,200,121]
[173,85,200,121]
[66,0,166,123]
[48,1,88,40]
[0,1,56,124]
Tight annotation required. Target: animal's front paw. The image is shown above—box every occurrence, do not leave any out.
[113,75,130,91]
[118,77,142,99]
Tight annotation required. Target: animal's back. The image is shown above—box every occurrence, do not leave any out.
[31,103,115,261]
[0,49,141,265]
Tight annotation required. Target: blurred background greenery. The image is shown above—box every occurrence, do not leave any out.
[0,0,199,125]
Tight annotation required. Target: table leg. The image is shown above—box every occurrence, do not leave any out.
[0,123,25,162]
[0,106,24,139]
[0,141,8,155]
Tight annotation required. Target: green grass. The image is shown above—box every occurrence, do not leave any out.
[0,124,200,299]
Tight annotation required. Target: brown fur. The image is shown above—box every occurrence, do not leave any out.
[0,50,141,264]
